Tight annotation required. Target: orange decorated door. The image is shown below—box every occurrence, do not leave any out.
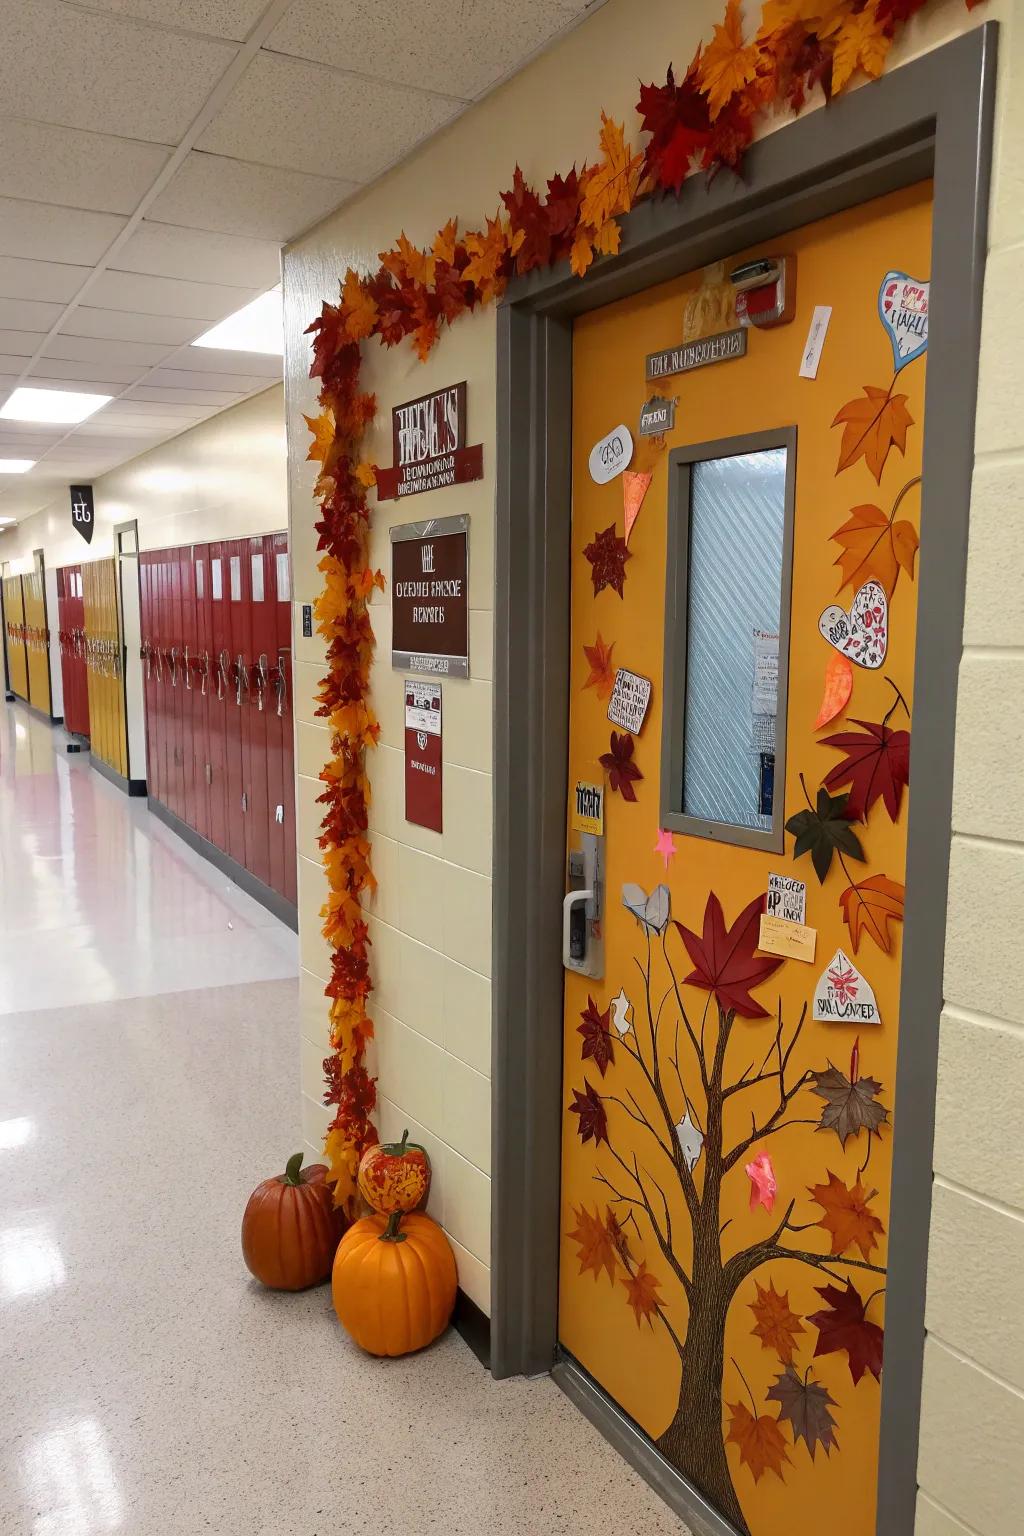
[558,183,931,1535]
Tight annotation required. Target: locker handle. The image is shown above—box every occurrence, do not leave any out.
[169,646,179,687]
[274,649,288,718]
[141,640,151,680]
[234,653,249,707]
[200,650,210,697]
[217,649,230,701]
[155,646,164,684]
[254,653,269,712]
[183,644,192,692]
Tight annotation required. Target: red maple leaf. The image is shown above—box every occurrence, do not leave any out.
[568,1080,609,1146]
[578,995,614,1075]
[808,1278,884,1385]
[637,58,712,192]
[673,892,782,1019]
[545,167,583,260]
[621,1260,663,1327]
[820,719,910,823]
[874,0,928,36]
[584,523,631,597]
[501,165,551,275]
[305,301,345,380]
[599,730,643,802]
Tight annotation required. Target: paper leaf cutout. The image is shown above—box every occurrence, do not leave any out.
[839,874,905,954]
[809,1170,885,1261]
[623,469,652,544]
[584,523,631,597]
[814,653,854,730]
[582,632,616,700]
[766,1367,839,1460]
[622,882,671,934]
[818,580,888,670]
[878,270,929,371]
[577,995,614,1076]
[830,501,919,600]
[600,730,643,801]
[569,1080,609,1146]
[567,1204,618,1284]
[726,1401,791,1484]
[811,1062,889,1147]
[808,1279,884,1385]
[654,828,677,869]
[813,948,881,1025]
[620,1260,663,1327]
[785,787,865,884]
[674,892,783,1019]
[832,384,913,482]
[610,987,633,1035]
[821,719,910,822]
[746,1151,777,1212]
[749,1281,806,1364]
[699,0,759,118]
[830,4,892,94]
[636,59,711,195]
[675,1111,704,1172]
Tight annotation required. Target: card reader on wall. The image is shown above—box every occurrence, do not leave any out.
[563,832,604,979]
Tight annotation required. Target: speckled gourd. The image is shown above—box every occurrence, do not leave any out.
[331,1210,457,1355]
[356,1128,431,1214]
[241,1153,345,1291]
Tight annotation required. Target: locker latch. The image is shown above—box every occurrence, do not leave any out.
[254,652,269,712]
[235,653,249,707]
[200,651,210,697]
[241,792,248,813]
[275,648,288,718]
[217,650,230,701]
[205,763,213,786]
[275,804,284,824]
[183,644,192,691]
[169,646,179,687]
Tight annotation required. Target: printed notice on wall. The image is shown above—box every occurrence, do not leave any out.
[404,680,442,833]
[607,668,652,735]
[813,948,881,1025]
[391,514,469,679]
[767,873,806,925]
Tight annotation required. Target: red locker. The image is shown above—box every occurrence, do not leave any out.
[154,550,171,812]
[168,547,186,824]
[205,546,230,856]
[57,565,90,738]
[245,535,272,889]
[220,542,247,870]
[139,553,159,804]
[272,534,297,906]
[264,536,287,899]
[176,545,197,834]
[189,548,212,844]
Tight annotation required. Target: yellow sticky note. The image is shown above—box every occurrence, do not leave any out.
[571,780,604,835]
[758,913,817,964]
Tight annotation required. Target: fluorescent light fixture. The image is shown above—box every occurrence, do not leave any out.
[0,516,16,526]
[0,387,111,425]
[192,286,283,355]
[0,458,35,473]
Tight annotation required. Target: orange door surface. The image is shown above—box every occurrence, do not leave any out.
[559,184,930,1536]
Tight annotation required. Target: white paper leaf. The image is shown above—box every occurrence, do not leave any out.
[610,988,632,1036]
[621,881,671,934]
[675,1112,704,1171]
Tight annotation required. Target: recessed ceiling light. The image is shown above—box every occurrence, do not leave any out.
[0,387,111,425]
[0,459,35,474]
[191,286,283,356]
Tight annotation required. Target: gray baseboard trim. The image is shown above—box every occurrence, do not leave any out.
[147,795,298,932]
[552,1353,740,1536]
[89,752,146,798]
[452,1287,490,1368]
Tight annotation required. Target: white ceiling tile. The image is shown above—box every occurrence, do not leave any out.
[0,199,127,265]
[60,307,205,345]
[125,385,241,406]
[0,120,171,216]
[143,367,276,391]
[267,0,582,101]
[198,51,460,180]
[147,151,355,241]
[0,356,30,377]
[98,401,210,419]
[29,359,143,386]
[7,375,117,399]
[0,255,88,304]
[0,0,236,143]
[87,269,262,321]
[79,1,268,42]
[42,334,176,367]
[115,222,282,287]
[0,298,64,332]
[0,330,48,357]
[164,343,281,377]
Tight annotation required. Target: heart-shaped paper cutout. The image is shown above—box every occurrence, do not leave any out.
[818,580,888,669]
[878,270,929,372]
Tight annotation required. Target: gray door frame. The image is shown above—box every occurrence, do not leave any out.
[491,25,997,1536]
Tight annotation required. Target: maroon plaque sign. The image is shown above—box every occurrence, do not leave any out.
[405,680,442,833]
[390,513,469,678]
[376,381,483,501]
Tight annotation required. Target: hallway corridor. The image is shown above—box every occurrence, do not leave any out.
[0,696,685,1536]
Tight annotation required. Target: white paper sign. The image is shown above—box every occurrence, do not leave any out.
[767,873,806,925]
[799,304,832,379]
[607,668,652,734]
[752,629,779,716]
[588,424,633,484]
[813,948,881,1025]
[818,579,888,669]
[404,680,441,735]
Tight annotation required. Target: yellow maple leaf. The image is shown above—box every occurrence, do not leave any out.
[380,230,435,288]
[463,213,509,301]
[700,0,760,119]
[570,226,596,278]
[433,217,458,265]
[831,5,892,93]
[580,114,643,234]
[339,268,378,343]
[304,407,336,465]
[354,461,377,488]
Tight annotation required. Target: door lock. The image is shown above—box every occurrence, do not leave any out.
[563,830,605,979]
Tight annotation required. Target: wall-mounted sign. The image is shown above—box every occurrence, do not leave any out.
[607,668,651,735]
[639,395,676,436]
[588,424,633,484]
[571,779,604,836]
[767,873,806,925]
[376,381,483,501]
[405,679,443,833]
[646,327,747,382]
[391,513,469,678]
[70,484,95,545]
[758,912,816,964]
[813,948,881,1025]
[301,604,313,639]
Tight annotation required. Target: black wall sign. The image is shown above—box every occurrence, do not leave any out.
[70,484,95,545]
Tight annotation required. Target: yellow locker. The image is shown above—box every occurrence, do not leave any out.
[22,558,51,717]
[83,558,128,778]
[4,575,29,700]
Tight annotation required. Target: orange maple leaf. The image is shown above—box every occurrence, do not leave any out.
[354,461,377,488]
[748,1280,806,1362]
[830,499,919,599]
[304,407,336,465]
[621,1260,663,1326]
[726,1401,791,1483]
[832,383,913,482]
[570,226,597,278]
[809,1170,886,1260]
[580,113,644,235]
[340,269,379,343]
[700,0,760,118]
[463,214,509,302]
[839,873,905,954]
[582,632,616,699]
[380,230,435,288]
[814,652,854,730]
[567,1204,618,1284]
[433,217,458,265]
[831,5,892,93]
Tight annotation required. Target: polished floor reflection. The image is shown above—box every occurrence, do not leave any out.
[0,696,685,1535]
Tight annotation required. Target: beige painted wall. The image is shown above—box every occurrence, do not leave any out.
[283,3,1020,1520]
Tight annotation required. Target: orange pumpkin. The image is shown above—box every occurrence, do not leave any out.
[357,1127,431,1214]
[241,1152,345,1291]
[332,1211,457,1355]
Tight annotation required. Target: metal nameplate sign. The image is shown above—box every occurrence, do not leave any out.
[390,513,469,679]
[639,395,676,436]
[646,327,747,381]
[376,381,483,501]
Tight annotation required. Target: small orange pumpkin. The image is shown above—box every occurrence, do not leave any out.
[241,1152,345,1291]
[357,1127,431,1214]
[332,1211,457,1355]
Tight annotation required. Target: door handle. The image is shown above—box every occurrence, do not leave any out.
[562,889,594,968]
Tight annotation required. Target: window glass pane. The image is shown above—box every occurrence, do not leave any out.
[229,555,241,601]
[682,447,786,832]
[275,551,290,602]
[250,553,264,601]
[210,558,222,600]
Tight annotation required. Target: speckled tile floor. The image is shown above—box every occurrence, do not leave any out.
[0,696,687,1535]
